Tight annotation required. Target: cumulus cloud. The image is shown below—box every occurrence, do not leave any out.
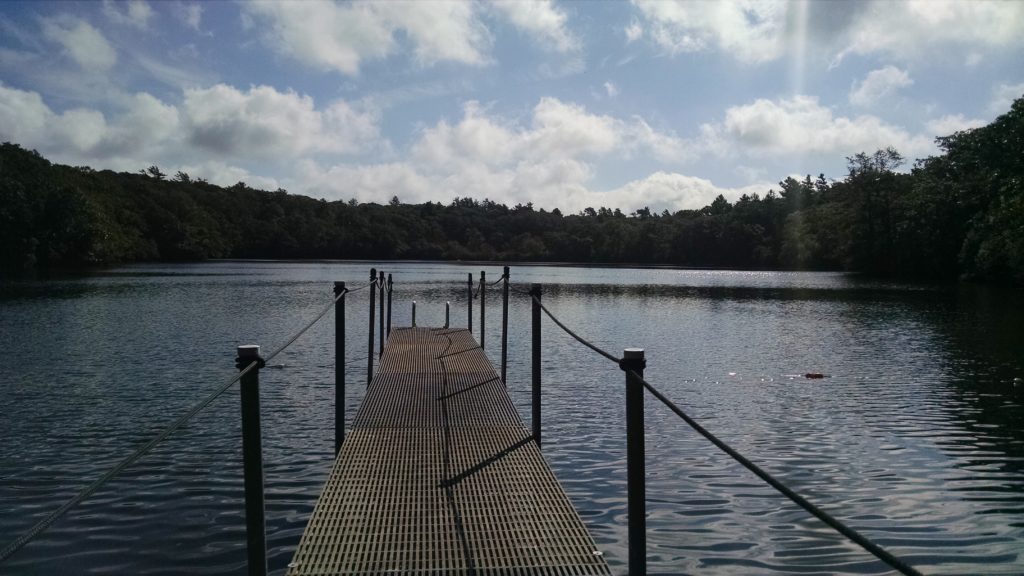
[41,15,117,72]
[0,80,754,212]
[0,83,108,155]
[0,82,379,185]
[293,96,708,211]
[631,0,787,63]
[103,0,153,29]
[710,95,933,158]
[177,160,281,190]
[990,82,1024,114]
[490,0,578,52]
[627,1,1023,66]
[0,83,183,166]
[298,161,434,204]
[926,114,986,136]
[244,1,490,75]
[410,97,694,172]
[849,66,912,107]
[832,0,1024,65]
[624,20,643,43]
[602,171,770,212]
[181,84,380,158]
[174,3,204,31]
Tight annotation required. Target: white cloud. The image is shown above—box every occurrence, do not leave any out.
[0,82,378,185]
[990,82,1024,114]
[849,66,912,107]
[624,20,643,43]
[626,117,696,163]
[175,3,204,31]
[627,1,1023,66]
[712,95,933,158]
[105,92,182,154]
[244,1,490,75]
[0,83,183,166]
[177,160,281,190]
[0,83,54,146]
[41,15,117,72]
[602,171,770,212]
[410,98,642,171]
[298,161,434,204]
[604,81,619,98]
[0,84,110,157]
[490,0,579,52]
[926,114,986,136]
[181,84,380,159]
[833,0,1024,64]
[632,0,787,63]
[293,96,701,210]
[527,97,620,158]
[103,0,153,29]
[2,76,737,212]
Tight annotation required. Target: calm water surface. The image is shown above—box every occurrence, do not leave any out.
[1,261,1022,575]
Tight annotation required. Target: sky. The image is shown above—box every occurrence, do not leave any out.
[1,0,1022,214]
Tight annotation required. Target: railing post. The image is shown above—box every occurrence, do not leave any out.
[445,301,450,328]
[367,268,376,385]
[530,284,542,446]
[386,274,393,337]
[621,348,647,576]
[501,266,509,384]
[378,270,385,356]
[412,301,417,327]
[236,345,267,576]
[467,273,473,332]
[334,282,346,455]
[480,270,486,350]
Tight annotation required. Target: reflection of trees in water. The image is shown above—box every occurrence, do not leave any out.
[939,286,1024,469]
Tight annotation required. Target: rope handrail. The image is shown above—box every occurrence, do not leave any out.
[0,286,353,564]
[0,361,260,563]
[263,289,345,362]
[344,280,376,293]
[473,271,508,300]
[512,284,921,576]
[631,370,923,576]
[529,293,621,364]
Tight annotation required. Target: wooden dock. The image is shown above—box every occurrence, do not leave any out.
[287,327,611,576]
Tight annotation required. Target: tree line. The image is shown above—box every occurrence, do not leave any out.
[1,96,1021,283]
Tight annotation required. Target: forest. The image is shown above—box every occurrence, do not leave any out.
[1,96,1022,283]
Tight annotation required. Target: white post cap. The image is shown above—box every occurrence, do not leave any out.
[237,344,261,357]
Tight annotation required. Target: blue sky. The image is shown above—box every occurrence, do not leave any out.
[1,1,1022,213]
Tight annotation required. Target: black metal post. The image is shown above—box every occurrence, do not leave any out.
[530,284,541,446]
[236,344,267,576]
[480,270,486,350]
[501,266,509,384]
[467,273,473,332]
[378,270,384,356]
[622,348,647,576]
[412,301,417,327]
[386,274,393,337]
[333,282,345,455]
[367,268,376,384]
[445,301,450,328]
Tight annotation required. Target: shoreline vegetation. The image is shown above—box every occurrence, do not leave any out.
[2,97,1021,284]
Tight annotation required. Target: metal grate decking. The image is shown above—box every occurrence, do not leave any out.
[287,327,611,576]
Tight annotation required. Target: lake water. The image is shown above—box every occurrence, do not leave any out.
[1,261,1022,575]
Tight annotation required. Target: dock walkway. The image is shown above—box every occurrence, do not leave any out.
[287,327,610,575]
